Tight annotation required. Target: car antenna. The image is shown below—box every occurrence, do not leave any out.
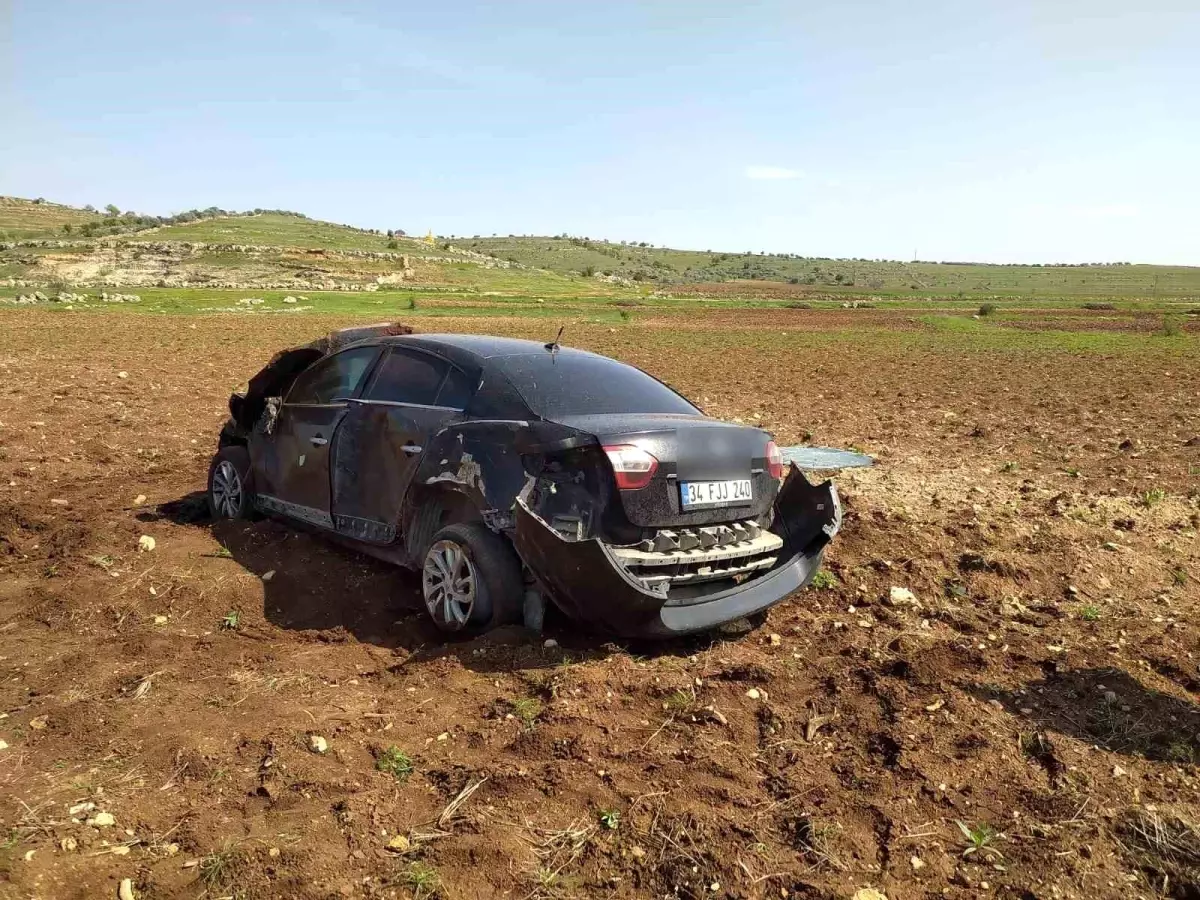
[544,324,565,355]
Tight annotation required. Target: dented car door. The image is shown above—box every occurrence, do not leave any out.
[330,347,476,543]
[255,346,379,528]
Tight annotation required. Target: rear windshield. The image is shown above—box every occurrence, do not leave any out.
[495,352,699,418]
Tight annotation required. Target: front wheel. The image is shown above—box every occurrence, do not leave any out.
[207,446,254,520]
[421,523,522,635]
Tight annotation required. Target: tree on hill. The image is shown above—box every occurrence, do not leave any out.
[104,204,120,216]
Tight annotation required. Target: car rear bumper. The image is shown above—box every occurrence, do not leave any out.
[512,469,841,638]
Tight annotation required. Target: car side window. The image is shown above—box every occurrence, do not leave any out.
[286,347,378,405]
[436,366,475,410]
[365,349,448,406]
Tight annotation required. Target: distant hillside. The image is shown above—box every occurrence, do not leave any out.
[4,195,1199,299]
[458,235,1200,298]
[0,197,104,240]
[133,213,408,254]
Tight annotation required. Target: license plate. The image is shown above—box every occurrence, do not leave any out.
[680,479,753,508]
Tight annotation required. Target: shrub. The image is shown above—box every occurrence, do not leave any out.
[1163,315,1183,337]
[386,240,399,250]
[1082,302,1116,311]
[978,303,998,316]
[784,301,811,309]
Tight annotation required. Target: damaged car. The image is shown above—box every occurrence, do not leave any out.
[208,324,843,638]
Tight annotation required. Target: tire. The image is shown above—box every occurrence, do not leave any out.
[420,523,522,635]
[207,446,254,520]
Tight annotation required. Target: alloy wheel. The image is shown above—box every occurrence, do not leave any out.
[422,539,477,629]
[211,460,243,518]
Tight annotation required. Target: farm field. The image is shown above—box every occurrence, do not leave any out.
[1,304,1198,900]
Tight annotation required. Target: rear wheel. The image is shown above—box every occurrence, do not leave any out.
[421,523,522,635]
[207,446,254,520]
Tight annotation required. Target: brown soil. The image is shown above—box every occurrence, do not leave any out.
[1,310,1198,900]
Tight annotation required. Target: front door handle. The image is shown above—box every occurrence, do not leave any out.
[310,436,329,447]
[401,443,423,456]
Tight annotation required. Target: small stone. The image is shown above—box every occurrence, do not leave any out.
[137,535,156,552]
[851,890,888,900]
[68,801,95,816]
[309,735,328,753]
[386,834,411,852]
[924,699,945,712]
[769,633,782,646]
[543,639,558,649]
[60,837,77,851]
[262,570,276,582]
[910,855,925,870]
[87,812,115,827]
[268,846,280,857]
[133,494,147,506]
[50,498,69,506]
[118,877,136,900]
[1113,765,1127,777]
[165,843,179,855]
[745,688,762,700]
[23,850,34,861]
[152,615,168,626]
[888,586,920,607]
[0,740,7,751]
[1019,707,1034,715]
[111,845,130,856]
[1104,691,1118,704]
[631,846,645,859]
[29,715,49,730]
[709,883,720,893]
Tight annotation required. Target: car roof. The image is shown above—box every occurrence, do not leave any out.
[382,333,599,361]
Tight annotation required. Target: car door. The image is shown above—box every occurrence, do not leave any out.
[258,345,380,528]
[330,347,477,543]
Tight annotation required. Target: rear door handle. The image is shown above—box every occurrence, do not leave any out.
[402,443,423,456]
[310,436,329,447]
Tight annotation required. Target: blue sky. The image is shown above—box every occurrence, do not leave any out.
[3,0,1198,263]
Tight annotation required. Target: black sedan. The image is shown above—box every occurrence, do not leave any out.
[207,324,842,638]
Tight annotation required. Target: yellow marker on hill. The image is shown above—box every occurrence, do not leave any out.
[424,229,435,245]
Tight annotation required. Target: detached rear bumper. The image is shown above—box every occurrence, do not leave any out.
[513,469,841,638]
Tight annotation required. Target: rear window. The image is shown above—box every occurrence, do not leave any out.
[366,349,446,406]
[495,352,699,418]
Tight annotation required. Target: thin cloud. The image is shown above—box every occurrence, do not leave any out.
[745,165,801,181]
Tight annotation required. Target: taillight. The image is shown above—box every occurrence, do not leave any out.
[603,444,659,490]
[766,440,783,479]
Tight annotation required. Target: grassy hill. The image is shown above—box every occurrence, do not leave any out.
[133,213,406,253]
[0,197,105,241]
[459,235,1200,298]
[3,195,1200,301]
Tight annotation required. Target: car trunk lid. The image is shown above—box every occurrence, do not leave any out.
[551,413,778,528]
